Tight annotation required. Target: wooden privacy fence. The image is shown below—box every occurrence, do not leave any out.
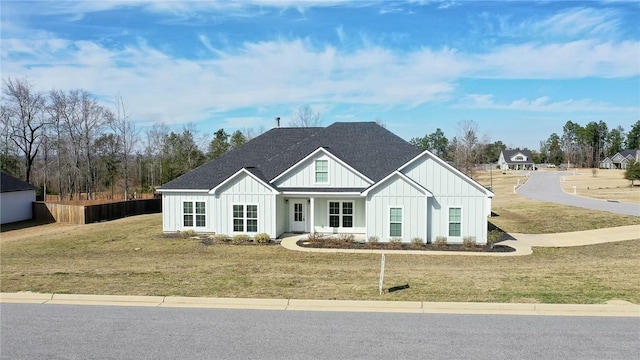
[33,199,162,225]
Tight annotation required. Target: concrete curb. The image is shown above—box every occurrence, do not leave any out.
[1,293,638,317]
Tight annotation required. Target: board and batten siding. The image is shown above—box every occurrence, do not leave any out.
[0,190,36,224]
[401,154,490,244]
[216,172,276,238]
[273,153,371,188]
[162,192,213,232]
[366,174,427,242]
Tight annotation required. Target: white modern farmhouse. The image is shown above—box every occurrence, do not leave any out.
[159,122,494,244]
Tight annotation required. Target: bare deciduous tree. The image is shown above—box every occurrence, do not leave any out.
[452,120,488,178]
[2,78,49,183]
[110,94,139,200]
[289,105,321,127]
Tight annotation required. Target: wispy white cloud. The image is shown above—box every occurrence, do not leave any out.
[459,94,639,113]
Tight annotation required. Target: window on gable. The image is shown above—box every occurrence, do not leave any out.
[184,201,206,227]
[233,204,258,232]
[389,207,402,237]
[449,207,462,237]
[329,201,353,228]
[315,159,328,183]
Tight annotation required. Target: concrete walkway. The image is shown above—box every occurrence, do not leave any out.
[279,224,640,256]
[1,293,638,317]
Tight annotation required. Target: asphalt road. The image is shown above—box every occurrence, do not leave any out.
[2,303,638,360]
[517,171,639,216]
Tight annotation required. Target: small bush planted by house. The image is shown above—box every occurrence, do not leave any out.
[253,233,271,244]
[367,236,381,249]
[487,230,504,248]
[214,234,229,243]
[307,231,326,244]
[180,229,197,239]
[410,237,425,250]
[337,233,355,244]
[434,236,447,247]
[463,236,477,249]
[232,234,251,244]
[200,235,214,246]
[388,237,403,250]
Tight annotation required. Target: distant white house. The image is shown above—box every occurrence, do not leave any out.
[498,150,536,171]
[158,122,494,244]
[1,172,37,225]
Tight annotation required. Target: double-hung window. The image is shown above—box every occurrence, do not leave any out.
[329,201,353,228]
[233,204,258,232]
[315,159,328,183]
[183,201,205,227]
[389,207,402,237]
[449,207,462,237]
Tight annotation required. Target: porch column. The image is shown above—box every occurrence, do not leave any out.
[309,197,315,233]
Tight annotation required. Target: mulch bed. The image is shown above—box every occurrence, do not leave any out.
[296,240,515,253]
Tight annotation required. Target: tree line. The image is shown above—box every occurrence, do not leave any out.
[410,119,640,174]
[0,78,263,201]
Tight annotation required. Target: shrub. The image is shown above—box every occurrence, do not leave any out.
[434,236,447,247]
[487,230,504,248]
[180,229,197,239]
[232,234,250,244]
[307,231,326,243]
[367,236,380,249]
[253,233,271,244]
[410,237,425,249]
[463,236,477,249]
[213,234,229,243]
[388,237,403,250]
[337,233,355,244]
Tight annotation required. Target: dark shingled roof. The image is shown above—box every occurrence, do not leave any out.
[501,149,535,164]
[1,172,37,193]
[161,122,421,190]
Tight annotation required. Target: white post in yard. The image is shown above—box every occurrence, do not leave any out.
[379,254,386,295]
[573,186,576,194]
[513,185,517,193]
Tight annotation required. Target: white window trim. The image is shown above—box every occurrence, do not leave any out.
[388,206,404,238]
[447,206,463,239]
[232,203,259,233]
[327,200,354,229]
[182,201,206,228]
[314,159,330,185]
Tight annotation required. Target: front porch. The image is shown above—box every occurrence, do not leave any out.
[281,195,366,236]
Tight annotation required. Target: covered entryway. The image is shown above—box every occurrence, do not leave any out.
[289,199,307,232]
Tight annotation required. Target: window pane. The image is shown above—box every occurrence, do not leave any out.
[390,208,402,222]
[247,205,258,219]
[195,202,205,214]
[316,172,328,183]
[329,215,340,228]
[343,215,353,228]
[183,202,193,214]
[315,160,328,171]
[196,214,205,227]
[449,223,461,237]
[342,202,353,215]
[233,205,244,218]
[390,223,401,237]
[184,215,193,227]
[449,208,461,222]
[247,219,258,232]
[329,202,340,215]
[233,219,244,232]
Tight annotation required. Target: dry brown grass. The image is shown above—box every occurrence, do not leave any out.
[1,214,639,304]
[475,170,640,233]
[560,168,640,204]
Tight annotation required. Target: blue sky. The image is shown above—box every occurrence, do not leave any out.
[2,0,639,150]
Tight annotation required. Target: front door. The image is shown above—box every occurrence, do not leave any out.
[290,201,306,232]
